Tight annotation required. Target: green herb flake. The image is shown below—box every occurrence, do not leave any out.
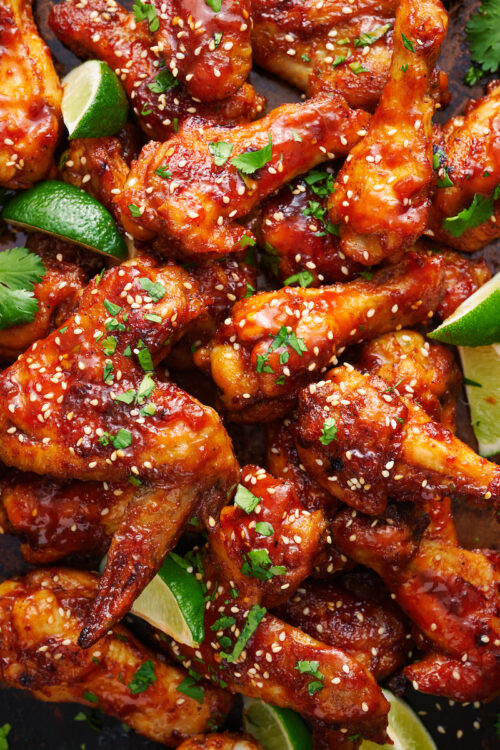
[239,233,256,248]
[128,659,156,694]
[0,247,46,330]
[401,32,415,52]
[220,604,267,663]
[148,69,179,93]
[104,299,122,316]
[83,691,99,704]
[349,61,368,74]
[133,0,159,31]
[137,373,155,403]
[284,270,315,288]
[205,0,222,11]
[209,140,234,167]
[210,616,235,631]
[332,55,347,67]
[230,133,273,175]
[320,417,338,445]
[353,23,391,47]
[128,203,141,217]
[234,484,260,514]
[214,31,223,47]
[137,340,154,371]
[102,336,117,356]
[0,724,10,750]
[443,193,495,236]
[155,165,172,179]
[176,675,205,703]
[256,521,274,536]
[241,548,286,581]
[103,361,114,384]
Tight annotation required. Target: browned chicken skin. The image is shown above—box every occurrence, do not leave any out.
[177,736,262,750]
[296,365,500,515]
[151,0,252,102]
[0,568,232,745]
[332,499,500,701]
[195,250,445,422]
[117,95,370,256]
[49,0,263,142]
[330,0,448,265]
[0,0,61,188]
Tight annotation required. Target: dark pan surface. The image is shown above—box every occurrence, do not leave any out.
[0,0,499,747]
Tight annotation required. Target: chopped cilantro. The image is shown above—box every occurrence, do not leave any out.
[83,691,99,704]
[234,484,260,513]
[210,616,235,631]
[205,0,222,11]
[137,340,154,371]
[268,326,308,357]
[256,521,274,536]
[114,428,132,449]
[208,140,233,166]
[333,55,347,67]
[103,361,114,384]
[148,70,178,93]
[173,117,179,133]
[230,134,273,175]
[291,130,303,142]
[304,169,335,198]
[283,270,315,288]
[132,0,159,32]
[245,283,256,298]
[102,336,117,355]
[141,105,152,116]
[464,65,484,86]
[220,604,267,662]
[176,675,204,703]
[401,63,409,72]
[155,166,172,179]
[349,61,368,74]
[353,23,391,47]
[0,724,10,750]
[241,548,286,581]
[128,203,141,217]
[0,247,46,330]
[301,53,311,62]
[320,417,338,445]
[140,277,166,301]
[137,373,155,402]
[104,299,122,316]
[359,269,374,280]
[401,32,415,52]
[466,0,500,74]
[443,193,495,236]
[214,31,223,47]
[239,233,256,248]
[308,680,324,695]
[144,312,162,323]
[256,354,274,374]
[128,659,156,694]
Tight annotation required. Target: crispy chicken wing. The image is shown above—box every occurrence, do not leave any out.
[296,365,500,515]
[0,568,232,744]
[0,256,239,644]
[151,0,252,102]
[195,250,445,422]
[256,168,362,287]
[433,248,491,321]
[329,0,448,265]
[177,736,261,750]
[428,81,500,252]
[275,570,410,681]
[49,0,263,142]
[251,0,398,111]
[0,0,61,188]
[332,500,500,701]
[116,95,370,256]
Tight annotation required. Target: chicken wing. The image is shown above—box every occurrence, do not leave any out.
[251,0,398,111]
[329,0,448,265]
[0,568,232,744]
[177,736,261,750]
[195,250,445,422]
[256,169,362,287]
[151,0,252,102]
[49,0,263,142]
[332,499,500,701]
[0,0,61,188]
[428,81,500,252]
[296,364,500,515]
[275,570,410,681]
[116,95,370,256]
[0,255,239,644]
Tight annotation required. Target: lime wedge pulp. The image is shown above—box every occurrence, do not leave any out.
[429,272,500,346]
[360,690,436,750]
[2,181,127,259]
[460,344,500,457]
[131,553,205,648]
[62,60,128,139]
[243,697,313,750]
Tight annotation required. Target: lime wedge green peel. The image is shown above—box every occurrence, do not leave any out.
[62,60,128,139]
[460,344,500,457]
[2,181,127,259]
[131,553,205,648]
[429,272,500,346]
[243,698,313,750]
[360,690,436,750]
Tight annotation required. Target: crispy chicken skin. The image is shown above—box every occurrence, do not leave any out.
[428,81,500,252]
[49,0,263,142]
[195,251,445,422]
[177,736,262,750]
[434,248,491,321]
[0,568,232,745]
[356,330,461,430]
[329,0,448,265]
[251,0,398,111]
[0,256,239,644]
[332,500,500,701]
[151,0,252,102]
[275,570,410,681]
[117,96,370,256]
[0,0,61,188]
[296,365,500,515]
[256,169,363,287]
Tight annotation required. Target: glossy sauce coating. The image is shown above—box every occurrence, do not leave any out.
[0,0,61,188]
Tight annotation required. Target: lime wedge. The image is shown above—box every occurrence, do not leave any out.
[62,60,128,139]
[243,698,313,750]
[429,272,500,346]
[131,553,205,648]
[360,691,436,750]
[459,344,500,457]
[2,181,127,259]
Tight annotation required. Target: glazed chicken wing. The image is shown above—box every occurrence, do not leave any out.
[329,0,448,265]
[0,0,61,188]
[116,95,370,256]
[0,256,239,645]
[296,365,500,515]
[251,0,398,111]
[428,81,500,252]
[332,499,500,701]
[151,0,252,101]
[195,250,445,422]
[0,568,232,745]
[49,0,263,142]
[177,736,261,750]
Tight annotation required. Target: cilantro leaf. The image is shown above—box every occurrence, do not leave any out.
[466,0,500,73]
[102,336,117,355]
[176,675,204,703]
[83,691,99,704]
[256,521,274,536]
[155,165,172,179]
[140,277,166,301]
[0,724,10,750]
[137,373,155,403]
[220,604,267,663]
[320,417,338,445]
[283,270,315,288]
[349,61,368,74]
[464,65,484,86]
[333,55,347,67]
[268,326,308,357]
[443,193,495,236]
[234,484,260,513]
[241,548,286,581]
[209,140,233,166]
[205,0,222,10]
[132,0,159,32]
[214,31,223,47]
[353,23,391,47]
[401,32,415,52]
[0,247,46,330]
[211,615,235,631]
[147,69,178,93]
[128,659,156,694]
[230,134,273,175]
